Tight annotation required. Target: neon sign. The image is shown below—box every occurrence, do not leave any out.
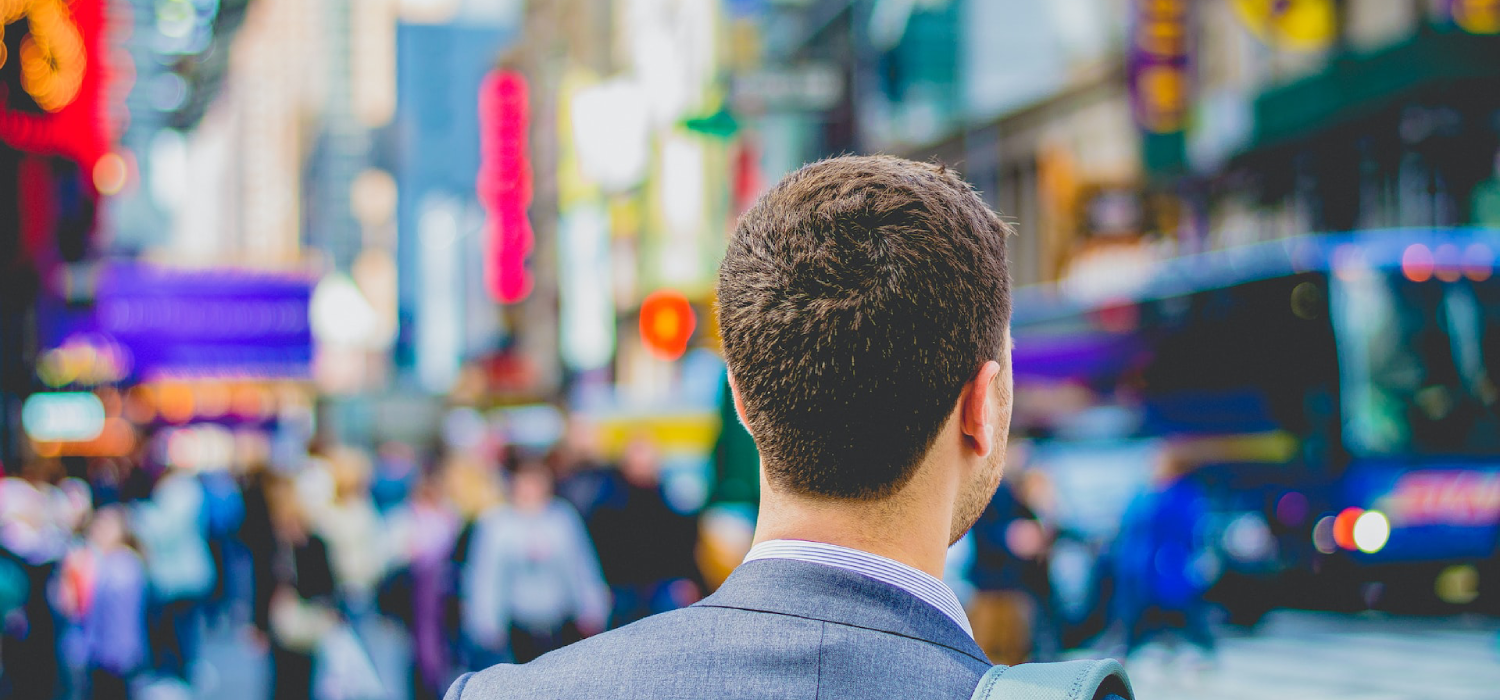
[1128,0,1190,134]
[0,0,108,169]
[477,69,533,303]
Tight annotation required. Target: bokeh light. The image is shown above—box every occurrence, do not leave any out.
[18,0,88,112]
[1433,244,1462,283]
[1463,243,1493,281]
[1435,565,1480,605]
[1275,491,1308,526]
[1401,244,1434,283]
[1312,515,1336,554]
[1352,510,1390,554]
[93,152,128,194]
[1332,507,1363,551]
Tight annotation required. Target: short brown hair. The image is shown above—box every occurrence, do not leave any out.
[717,155,1012,500]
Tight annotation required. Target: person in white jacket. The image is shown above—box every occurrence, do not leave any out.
[308,447,389,610]
[133,466,215,681]
[463,459,609,664]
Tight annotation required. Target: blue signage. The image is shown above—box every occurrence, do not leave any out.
[41,262,314,381]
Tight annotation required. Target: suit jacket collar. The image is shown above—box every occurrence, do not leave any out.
[694,557,989,665]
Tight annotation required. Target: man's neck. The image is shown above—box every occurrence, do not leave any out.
[751,482,955,579]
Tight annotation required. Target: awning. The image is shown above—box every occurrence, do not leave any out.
[1252,29,1500,151]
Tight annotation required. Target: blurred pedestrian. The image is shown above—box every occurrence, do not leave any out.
[198,463,245,627]
[314,448,388,612]
[548,417,611,520]
[1111,447,1217,665]
[441,455,503,671]
[242,461,280,646]
[265,476,340,700]
[585,437,702,628]
[132,465,215,682]
[0,473,70,700]
[967,473,1051,665]
[56,506,148,700]
[371,442,419,515]
[385,474,461,700]
[462,459,608,664]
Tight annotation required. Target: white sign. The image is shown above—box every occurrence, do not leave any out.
[23,392,106,442]
[572,79,650,192]
[559,204,617,371]
[731,64,844,112]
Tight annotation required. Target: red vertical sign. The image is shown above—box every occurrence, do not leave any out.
[477,70,533,303]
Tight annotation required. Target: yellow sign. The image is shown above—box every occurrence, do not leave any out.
[1454,0,1500,34]
[1230,0,1337,51]
[594,412,720,458]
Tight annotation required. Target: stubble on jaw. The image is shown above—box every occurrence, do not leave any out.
[949,444,1006,545]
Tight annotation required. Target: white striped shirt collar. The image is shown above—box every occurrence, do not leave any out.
[742,539,973,637]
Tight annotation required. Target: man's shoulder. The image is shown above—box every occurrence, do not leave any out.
[446,607,730,699]
[446,603,988,699]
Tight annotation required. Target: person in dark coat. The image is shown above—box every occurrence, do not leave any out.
[241,463,279,641]
[585,438,702,628]
[967,474,1051,665]
[264,476,339,700]
[0,473,70,700]
[549,419,612,522]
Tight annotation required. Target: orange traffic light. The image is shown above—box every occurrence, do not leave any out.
[639,289,696,360]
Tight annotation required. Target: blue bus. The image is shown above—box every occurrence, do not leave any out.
[1011,228,1500,632]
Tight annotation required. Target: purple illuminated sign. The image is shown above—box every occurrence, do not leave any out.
[41,263,314,381]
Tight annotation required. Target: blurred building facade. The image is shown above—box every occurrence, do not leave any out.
[0,0,396,469]
[1,0,132,469]
[743,0,1500,293]
[8,0,1500,482]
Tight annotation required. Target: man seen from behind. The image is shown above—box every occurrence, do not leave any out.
[447,155,1016,698]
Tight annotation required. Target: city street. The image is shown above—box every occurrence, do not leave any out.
[182,609,1500,700]
[1121,611,1500,700]
[6,2,1500,699]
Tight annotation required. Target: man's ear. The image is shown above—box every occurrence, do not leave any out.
[727,371,752,429]
[960,360,1003,458]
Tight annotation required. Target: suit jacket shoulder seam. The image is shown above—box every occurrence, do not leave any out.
[815,621,825,700]
[449,671,473,699]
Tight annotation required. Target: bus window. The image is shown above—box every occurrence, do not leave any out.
[1332,270,1500,457]
[1138,274,1339,445]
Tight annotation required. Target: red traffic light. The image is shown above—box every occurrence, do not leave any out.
[639,289,696,360]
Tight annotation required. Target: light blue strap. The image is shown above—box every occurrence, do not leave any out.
[970,659,1134,700]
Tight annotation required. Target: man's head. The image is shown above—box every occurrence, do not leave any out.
[718,155,1013,542]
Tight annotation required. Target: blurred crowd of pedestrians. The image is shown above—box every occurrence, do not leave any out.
[0,418,703,700]
[957,442,1220,670]
[0,415,1225,699]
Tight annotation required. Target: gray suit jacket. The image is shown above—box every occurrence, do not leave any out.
[445,557,992,699]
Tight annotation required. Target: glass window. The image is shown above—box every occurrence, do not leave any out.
[1332,270,1500,457]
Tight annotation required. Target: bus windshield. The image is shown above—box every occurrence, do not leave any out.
[1331,269,1500,458]
[1014,272,1341,445]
